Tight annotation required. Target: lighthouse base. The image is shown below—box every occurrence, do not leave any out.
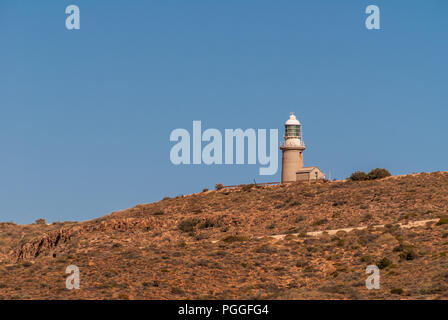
[281,148,303,183]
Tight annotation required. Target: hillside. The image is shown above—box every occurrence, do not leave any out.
[1,171,448,299]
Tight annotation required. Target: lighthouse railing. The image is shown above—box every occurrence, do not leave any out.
[280,141,306,148]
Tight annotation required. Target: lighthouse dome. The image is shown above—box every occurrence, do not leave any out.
[285,113,301,126]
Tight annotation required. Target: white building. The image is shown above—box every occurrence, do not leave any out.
[280,113,325,183]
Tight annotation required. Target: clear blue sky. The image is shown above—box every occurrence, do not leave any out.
[1,1,447,223]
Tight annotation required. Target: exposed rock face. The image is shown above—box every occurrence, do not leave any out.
[14,218,155,261]
[16,228,72,261]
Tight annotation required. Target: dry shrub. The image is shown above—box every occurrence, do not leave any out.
[178,218,200,233]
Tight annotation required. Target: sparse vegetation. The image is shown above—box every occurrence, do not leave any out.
[198,218,220,229]
[367,168,391,180]
[1,171,447,300]
[349,168,391,181]
[178,218,200,233]
[35,218,46,225]
[349,171,369,181]
[360,255,374,264]
[399,250,416,261]
[390,288,403,295]
[215,183,224,191]
[313,219,328,226]
[171,287,185,295]
[394,244,416,261]
[241,184,255,192]
[289,200,301,207]
[221,235,248,243]
[255,244,277,254]
[376,257,392,269]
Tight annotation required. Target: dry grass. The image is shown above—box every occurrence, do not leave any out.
[0,171,448,299]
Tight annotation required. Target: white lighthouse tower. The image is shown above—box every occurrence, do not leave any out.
[280,113,305,182]
[280,113,325,183]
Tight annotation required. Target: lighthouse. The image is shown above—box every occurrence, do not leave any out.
[280,113,325,183]
[280,113,305,182]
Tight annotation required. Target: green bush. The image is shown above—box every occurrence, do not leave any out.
[202,188,209,192]
[35,218,46,225]
[367,168,391,180]
[241,184,255,192]
[215,183,224,191]
[399,250,416,261]
[152,210,164,216]
[349,168,391,181]
[289,200,301,207]
[394,244,416,261]
[178,218,200,233]
[220,235,248,243]
[390,288,403,295]
[255,244,277,254]
[360,255,374,264]
[376,257,392,269]
[198,218,219,229]
[171,287,185,295]
[313,219,328,226]
[349,171,369,181]
[285,227,300,234]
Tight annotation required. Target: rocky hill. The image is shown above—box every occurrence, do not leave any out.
[0,171,448,299]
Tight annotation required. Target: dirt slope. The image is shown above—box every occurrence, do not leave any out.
[0,171,448,299]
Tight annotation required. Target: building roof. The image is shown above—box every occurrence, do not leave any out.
[296,166,321,173]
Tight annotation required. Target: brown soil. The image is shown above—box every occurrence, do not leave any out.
[0,171,448,299]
